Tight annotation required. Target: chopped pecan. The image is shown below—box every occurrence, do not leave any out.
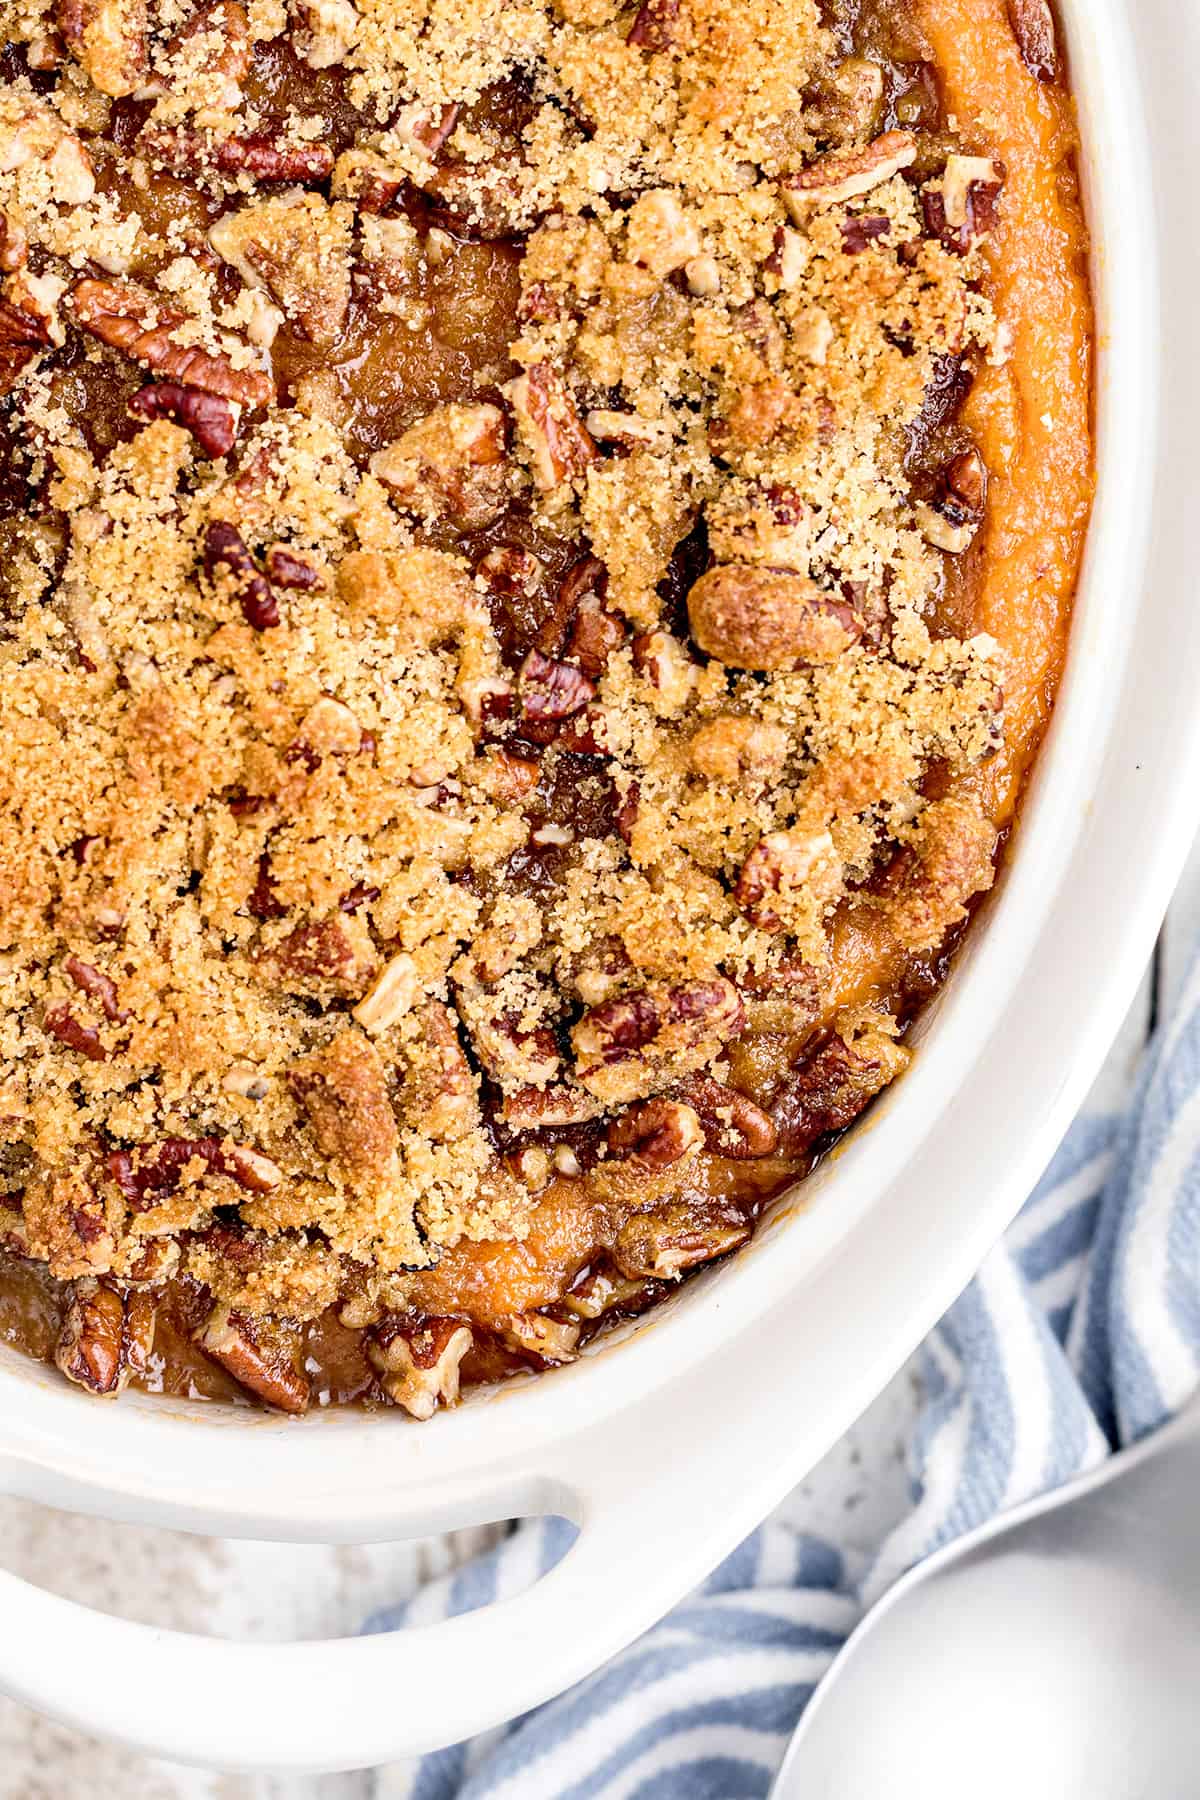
[208,193,351,347]
[474,747,540,807]
[69,278,273,408]
[781,130,916,221]
[368,403,508,530]
[55,1278,155,1396]
[923,156,1005,254]
[675,1074,778,1158]
[44,1005,108,1061]
[573,976,746,1105]
[197,1304,310,1413]
[706,482,811,571]
[0,292,54,396]
[626,189,702,279]
[57,0,147,96]
[289,1029,400,1187]
[0,216,29,274]
[265,544,320,590]
[331,148,403,213]
[368,1314,472,1418]
[476,545,545,603]
[687,715,789,794]
[352,952,419,1033]
[805,55,885,145]
[22,1169,118,1278]
[466,1009,561,1090]
[506,364,597,492]
[1006,0,1058,80]
[263,915,377,996]
[404,1001,480,1140]
[560,1265,650,1319]
[613,1202,750,1281]
[64,954,127,1022]
[203,520,280,629]
[128,382,237,458]
[915,446,988,553]
[141,127,334,186]
[496,1082,605,1130]
[566,597,624,681]
[880,796,998,952]
[627,0,679,48]
[771,1019,910,1157]
[584,408,673,450]
[734,828,841,930]
[393,100,461,160]
[422,158,531,240]
[106,1136,281,1207]
[841,214,891,254]
[631,630,695,711]
[606,1098,704,1167]
[687,565,860,671]
[519,649,596,726]
[160,2,250,101]
[497,1311,580,1365]
[291,0,359,68]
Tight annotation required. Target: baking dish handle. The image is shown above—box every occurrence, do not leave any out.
[0,1419,760,1777]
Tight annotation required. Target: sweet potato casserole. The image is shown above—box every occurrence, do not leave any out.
[0,0,1091,1414]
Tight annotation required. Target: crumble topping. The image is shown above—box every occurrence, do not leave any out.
[1,0,1007,1333]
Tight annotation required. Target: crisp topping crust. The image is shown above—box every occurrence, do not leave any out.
[0,0,1081,1412]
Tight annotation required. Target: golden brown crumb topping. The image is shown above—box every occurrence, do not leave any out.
[0,0,1012,1351]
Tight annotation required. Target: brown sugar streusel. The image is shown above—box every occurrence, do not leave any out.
[0,0,1092,1414]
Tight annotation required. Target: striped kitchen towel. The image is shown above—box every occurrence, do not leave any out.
[369,945,1200,1800]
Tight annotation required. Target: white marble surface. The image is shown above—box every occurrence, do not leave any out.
[2,843,1190,1799]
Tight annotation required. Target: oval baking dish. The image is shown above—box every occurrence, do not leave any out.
[0,0,1197,1774]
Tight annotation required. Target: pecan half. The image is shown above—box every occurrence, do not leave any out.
[369,403,507,530]
[879,795,998,952]
[69,278,272,408]
[674,1075,779,1158]
[106,1136,281,1206]
[781,130,916,220]
[141,127,334,185]
[734,827,841,930]
[612,1202,750,1281]
[263,915,377,996]
[203,520,280,628]
[367,1315,473,1419]
[687,565,860,671]
[771,1020,910,1157]
[57,0,147,97]
[1006,0,1058,80]
[197,1304,310,1413]
[55,1277,154,1396]
[606,1098,704,1167]
[128,381,237,458]
[506,364,597,492]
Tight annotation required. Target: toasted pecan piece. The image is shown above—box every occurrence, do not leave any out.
[780,130,916,220]
[208,193,351,346]
[1006,0,1058,80]
[141,126,334,185]
[289,1028,400,1187]
[69,278,272,407]
[687,565,860,670]
[57,0,147,97]
[880,796,999,952]
[770,1019,910,1158]
[369,403,508,530]
[367,1314,472,1418]
[506,364,597,492]
[128,382,237,458]
[197,1304,310,1413]
[55,1277,155,1396]
[573,976,746,1106]
[613,1202,750,1281]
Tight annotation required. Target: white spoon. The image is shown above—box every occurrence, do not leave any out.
[771,1390,1200,1800]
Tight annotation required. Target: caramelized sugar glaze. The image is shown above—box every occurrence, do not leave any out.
[0,0,1090,1415]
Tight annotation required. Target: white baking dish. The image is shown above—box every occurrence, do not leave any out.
[1,0,1197,1773]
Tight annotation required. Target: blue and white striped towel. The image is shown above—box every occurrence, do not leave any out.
[370,946,1200,1800]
